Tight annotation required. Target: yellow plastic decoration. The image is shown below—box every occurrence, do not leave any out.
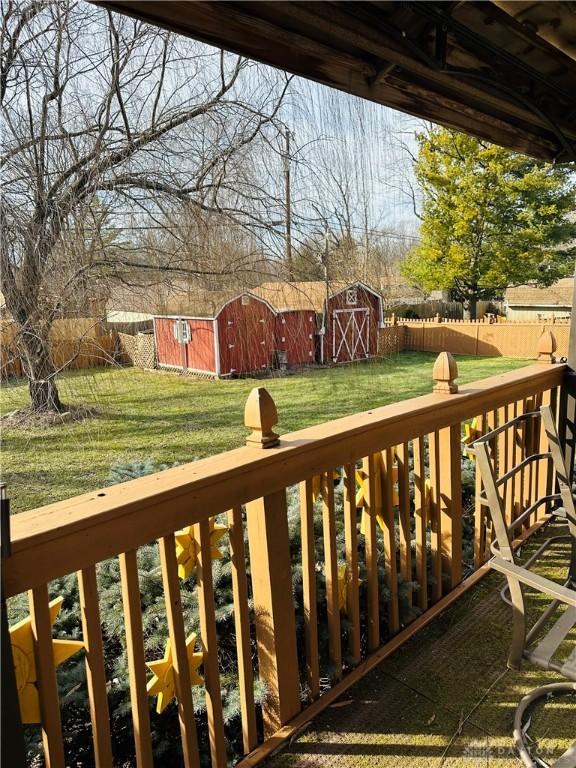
[10,596,84,724]
[358,456,400,536]
[337,565,348,613]
[311,475,322,501]
[462,418,482,459]
[146,633,203,713]
[175,519,227,580]
[312,469,343,501]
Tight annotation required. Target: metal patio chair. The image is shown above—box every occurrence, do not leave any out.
[473,405,576,768]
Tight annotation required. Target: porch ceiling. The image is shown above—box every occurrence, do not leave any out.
[98,1,576,162]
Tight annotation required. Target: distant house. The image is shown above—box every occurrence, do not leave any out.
[504,278,573,321]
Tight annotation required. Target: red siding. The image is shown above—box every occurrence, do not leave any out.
[276,310,316,365]
[324,286,381,363]
[154,317,216,373]
[217,296,276,375]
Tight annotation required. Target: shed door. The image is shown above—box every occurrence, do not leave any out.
[332,308,370,362]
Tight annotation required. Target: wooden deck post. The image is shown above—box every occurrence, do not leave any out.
[244,389,300,737]
[1,484,26,768]
[432,355,463,590]
[561,279,576,484]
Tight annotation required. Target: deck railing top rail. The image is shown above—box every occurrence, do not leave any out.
[3,361,566,598]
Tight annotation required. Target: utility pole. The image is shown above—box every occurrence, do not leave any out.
[320,224,330,364]
[363,203,369,284]
[283,126,293,275]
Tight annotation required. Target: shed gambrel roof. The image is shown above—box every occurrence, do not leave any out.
[252,281,384,314]
[252,281,347,313]
[505,278,574,308]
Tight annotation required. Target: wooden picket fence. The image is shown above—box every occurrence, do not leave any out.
[379,318,570,359]
[0,320,118,379]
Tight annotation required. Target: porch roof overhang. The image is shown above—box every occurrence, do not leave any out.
[97,1,576,163]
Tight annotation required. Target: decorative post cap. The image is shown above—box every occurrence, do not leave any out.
[537,329,556,364]
[433,351,458,394]
[244,387,280,448]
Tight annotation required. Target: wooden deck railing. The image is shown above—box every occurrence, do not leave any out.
[3,352,570,768]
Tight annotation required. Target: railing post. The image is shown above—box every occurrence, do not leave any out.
[433,351,458,394]
[432,355,463,589]
[537,329,556,364]
[1,484,27,768]
[244,389,300,737]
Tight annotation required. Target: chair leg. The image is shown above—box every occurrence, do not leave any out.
[507,578,527,670]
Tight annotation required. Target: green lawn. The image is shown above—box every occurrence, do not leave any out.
[1,353,530,513]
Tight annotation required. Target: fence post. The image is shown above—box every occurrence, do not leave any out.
[1,484,27,768]
[432,356,463,589]
[244,388,300,737]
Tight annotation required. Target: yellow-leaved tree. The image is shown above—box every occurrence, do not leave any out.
[402,128,576,319]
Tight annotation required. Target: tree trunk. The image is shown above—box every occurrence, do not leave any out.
[464,297,478,321]
[19,328,64,412]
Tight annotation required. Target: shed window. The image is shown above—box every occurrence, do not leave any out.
[346,288,358,305]
[241,294,250,306]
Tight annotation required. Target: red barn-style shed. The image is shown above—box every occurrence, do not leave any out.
[154,292,285,377]
[216,293,276,375]
[275,310,316,366]
[324,283,384,364]
[154,282,383,375]
[154,315,217,375]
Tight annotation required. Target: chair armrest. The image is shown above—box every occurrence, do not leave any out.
[490,556,576,607]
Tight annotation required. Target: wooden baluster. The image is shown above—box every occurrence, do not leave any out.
[227,507,258,752]
[525,396,539,519]
[158,533,200,768]
[299,479,319,699]
[413,436,428,611]
[29,585,66,768]
[438,425,463,589]
[513,400,524,523]
[497,404,512,526]
[428,431,443,601]
[322,472,342,680]
[119,551,153,768]
[381,448,400,634]
[473,414,487,568]
[396,443,412,609]
[362,454,380,651]
[504,405,515,526]
[495,405,514,525]
[432,352,462,591]
[549,385,560,494]
[77,566,113,768]
[343,463,360,665]
[244,389,300,737]
[537,389,553,518]
[194,520,226,767]
[484,411,498,561]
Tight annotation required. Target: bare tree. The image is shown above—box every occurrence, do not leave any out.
[1,0,289,411]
